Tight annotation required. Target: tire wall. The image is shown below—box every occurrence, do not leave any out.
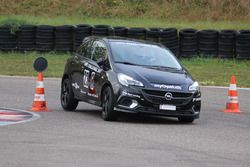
[0,26,18,51]
[0,24,249,59]
[179,28,198,58]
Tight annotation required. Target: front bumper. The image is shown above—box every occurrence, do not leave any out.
[114,86,201,118]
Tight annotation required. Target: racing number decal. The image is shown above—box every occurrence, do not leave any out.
[89,71,96,93]
[83,69,96,94]
[83,69,90,88]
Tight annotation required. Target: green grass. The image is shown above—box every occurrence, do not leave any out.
[0,52,249,87]
[1,15,250,30]
[0,52,69,78]
[181,58,250,87]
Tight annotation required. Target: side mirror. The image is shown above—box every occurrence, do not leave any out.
[96,57,104,66]
[96,58,110,71]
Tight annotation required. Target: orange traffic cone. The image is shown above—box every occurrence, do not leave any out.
[30,72,50,112]
[223,75,241,113]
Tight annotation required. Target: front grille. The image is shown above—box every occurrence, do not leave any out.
[142,89,193,97]
[142,89,193,106]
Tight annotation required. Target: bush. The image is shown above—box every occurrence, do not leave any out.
[0,18,31,34]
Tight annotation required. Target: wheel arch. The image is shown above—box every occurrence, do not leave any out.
[62,74,70,84]
[60,74,79,111]
[100,82,114,105]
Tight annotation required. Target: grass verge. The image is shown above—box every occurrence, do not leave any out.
[0,52,249,87]
[0,52,68,78]
[181,58,250,87]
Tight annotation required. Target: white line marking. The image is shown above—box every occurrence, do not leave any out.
[0,107,40,126]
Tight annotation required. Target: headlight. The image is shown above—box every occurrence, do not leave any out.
[117,73,144,87]
[189,81,199,91]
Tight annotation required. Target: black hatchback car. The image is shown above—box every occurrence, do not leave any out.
[61,36,201,123]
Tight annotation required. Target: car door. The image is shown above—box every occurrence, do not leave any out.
[71,39,93,99]
[82,40,110,104]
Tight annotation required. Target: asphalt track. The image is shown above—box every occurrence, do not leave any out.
[0,76,250,167]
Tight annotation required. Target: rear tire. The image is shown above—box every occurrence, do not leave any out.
[61,78,78,111]
[178,117,195,123]
[101,86,117,121]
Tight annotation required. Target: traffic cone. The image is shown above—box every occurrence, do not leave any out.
[30,72,50,112]
[223,75,241,113]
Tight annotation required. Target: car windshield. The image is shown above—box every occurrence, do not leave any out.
[110,41,182,70]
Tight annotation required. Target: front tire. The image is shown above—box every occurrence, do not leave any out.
[101,86,117,121]
[61,78,79,111]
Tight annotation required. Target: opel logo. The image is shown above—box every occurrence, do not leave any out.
[165,92,173,100]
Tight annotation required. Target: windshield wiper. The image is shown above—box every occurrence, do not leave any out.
[115,61,139,66]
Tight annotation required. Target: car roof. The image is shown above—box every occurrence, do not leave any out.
[86,36,162,46]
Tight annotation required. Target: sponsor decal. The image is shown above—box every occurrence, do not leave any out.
[83,69,90,88]
[87,93,98,98]
[0,108,40,126]
[151,84,182,90]
[88,71,96,94]
[80,90,87,94]
[72,82,80,89]
[83,69,96,94]
[84,63,102,73]
[122,91,141,99]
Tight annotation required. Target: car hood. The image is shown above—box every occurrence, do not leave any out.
[114,64,194,91]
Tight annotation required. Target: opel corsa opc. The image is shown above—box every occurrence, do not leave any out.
[61,36,201,123]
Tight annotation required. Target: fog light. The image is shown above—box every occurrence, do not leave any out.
[129,100,138,109]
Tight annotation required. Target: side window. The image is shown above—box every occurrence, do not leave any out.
[91,41,108,62]
[76,39,93,59]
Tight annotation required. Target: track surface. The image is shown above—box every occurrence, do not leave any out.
[0,76,250,167]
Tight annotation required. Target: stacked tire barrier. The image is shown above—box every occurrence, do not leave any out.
[36,25,54,52]
[113,26,127,37]
[198,29,218,57]
[74,24,92,50]
[127,28,146,40]
[92,25,112,36]
[0,23,250,59]
[160,28,179,55]
[218,30,236,58]
[146,28,161,42]
[54,25,74,52]
[0,26,17,51]
[18,25,36,51]
[179,29,198,58]
[236,30,250,59]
